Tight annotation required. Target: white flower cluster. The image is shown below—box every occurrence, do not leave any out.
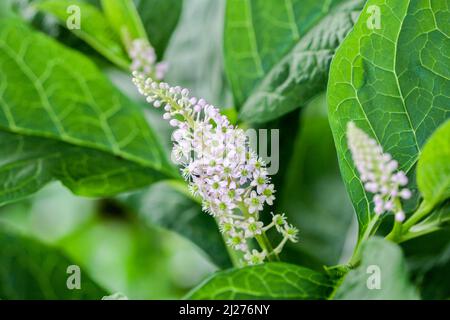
[129,39,168,80]
[133,72,298,265]
[347,122,412,222]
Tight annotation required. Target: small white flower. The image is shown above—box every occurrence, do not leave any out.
[241,217,264,238]
[272,213,287,232]
[395,211,405,222]
[219,216,235,234]
[244,249,266,265]
[262,184,276,205]
[251,172,269,194]
[245,191,264,214]
[227,231,247,252]
[283,224,299,243]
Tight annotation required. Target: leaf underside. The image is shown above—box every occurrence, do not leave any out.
[239,0,365,123]
[224,0,345,108]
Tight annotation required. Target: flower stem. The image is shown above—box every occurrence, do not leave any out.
[348,214,380,266]
[385,220,403,242]
[385,200,404,242]
[216,218,242,268]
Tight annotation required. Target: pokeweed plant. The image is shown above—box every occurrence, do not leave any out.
[0,0,448,300]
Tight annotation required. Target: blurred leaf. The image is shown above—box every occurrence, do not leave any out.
[134,0,182,59]
[0,223,107,299]
[100,0,146,46]
[278,94,354,267]
[417,119,450,209]
[35,0,130,69]
[0,19,176,205]
[402,230,450,299]
[334,237,419,299]
[224,0,345,108]
[239,0,364,123]
[0,131,170,204]
[327,0,450,241]
[0,0,15,18]
[59,217,211,299]
[164,0,232,107]
[120,181,232,269]
[186,262,335,299]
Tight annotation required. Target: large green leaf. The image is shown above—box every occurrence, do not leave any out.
[239,0,365,123]
[35,0,130,69]
[417,119,450,209]
[334,237,419,299]
[278,94,354,268]
[224,0,345,108]
[134,0,182,59]
[0,18,176,205]
[328,0,450,239]
[0,223,107,299]
[0,131,168,204]
[120,181,232,269]
[185,262,335,300]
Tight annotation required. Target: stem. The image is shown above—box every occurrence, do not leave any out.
[398,225,442,243]
[216,218,242,268]
[385,199,404,242]
[239,204,278,262]
[385,220,402,242]
[402,201,434,231]
[348,214,380,266]
[273,236,288,255]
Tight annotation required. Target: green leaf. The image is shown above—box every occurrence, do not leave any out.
[239,0,365,123]
[35,0,130,69]
[334,237,419,299]
[185,262,335,300]
[120,181,232,269]
[327,0,450,240]
[417,119,450,209]
[408,202,450,237]
[164,0,232,107]
[0,131,169,204]
[101,0,147,47]
[0,223,107,299]
[224,0,345,108]
[278,94,354,267]
[134,0,183,59]
[0,18,176,205]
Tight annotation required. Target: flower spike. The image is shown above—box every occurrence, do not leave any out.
[133,72,298,264]
[347,121,411,220]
